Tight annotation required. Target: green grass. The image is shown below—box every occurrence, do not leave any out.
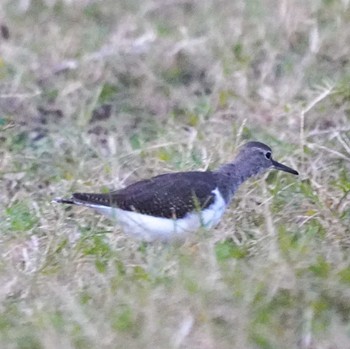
[1,0,350,348]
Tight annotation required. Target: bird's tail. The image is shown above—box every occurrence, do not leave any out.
[52,197,77,205]
[52,193,114,207]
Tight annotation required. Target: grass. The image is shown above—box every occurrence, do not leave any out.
[1,0,350,348]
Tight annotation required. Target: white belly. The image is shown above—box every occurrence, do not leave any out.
[85,188,227,241]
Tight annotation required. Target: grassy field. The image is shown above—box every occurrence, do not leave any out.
[1,0,350,348]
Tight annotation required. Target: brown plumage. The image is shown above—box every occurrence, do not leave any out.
[57,172,218,219]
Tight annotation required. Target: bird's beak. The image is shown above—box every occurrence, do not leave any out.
[272,159,299,175]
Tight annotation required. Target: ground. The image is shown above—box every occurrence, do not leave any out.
[0,0,350,348]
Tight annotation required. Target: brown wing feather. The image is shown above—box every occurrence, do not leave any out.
[73,171,218,219]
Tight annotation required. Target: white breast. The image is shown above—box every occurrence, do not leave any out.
[83,188,227,241]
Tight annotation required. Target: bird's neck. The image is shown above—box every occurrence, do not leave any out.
[215,159,260,203]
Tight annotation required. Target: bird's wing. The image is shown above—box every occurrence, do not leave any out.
[72,171,217,219]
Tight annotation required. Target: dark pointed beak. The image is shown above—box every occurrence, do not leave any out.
[272,159,299,175]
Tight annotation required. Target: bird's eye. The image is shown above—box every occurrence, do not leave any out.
[265,151,272,159]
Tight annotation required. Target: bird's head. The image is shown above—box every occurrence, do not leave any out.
[236,141,299,176]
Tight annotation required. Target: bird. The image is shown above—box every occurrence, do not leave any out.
[54,141,298,241]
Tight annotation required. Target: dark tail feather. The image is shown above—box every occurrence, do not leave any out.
[72,192,113,206]
[52,197,76,205]
[53,193,113,207]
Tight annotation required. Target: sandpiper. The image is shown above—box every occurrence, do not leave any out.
[54,141,298,241]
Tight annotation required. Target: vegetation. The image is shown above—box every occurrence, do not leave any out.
[1,0,349,348]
